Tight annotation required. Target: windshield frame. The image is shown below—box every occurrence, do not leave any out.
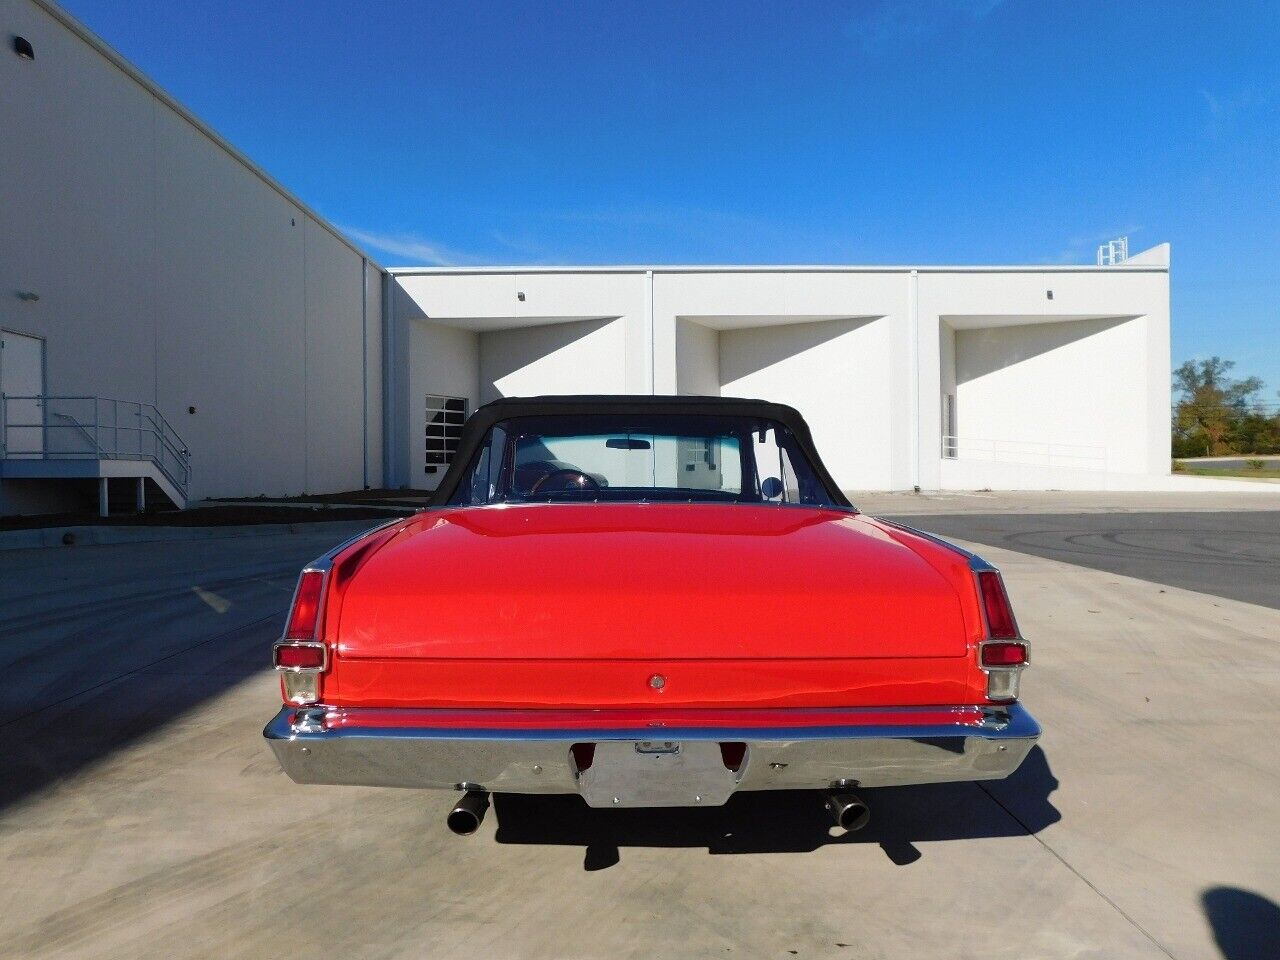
[440,409,848,509]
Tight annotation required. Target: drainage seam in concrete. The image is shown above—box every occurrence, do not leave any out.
[976,781,1179,960]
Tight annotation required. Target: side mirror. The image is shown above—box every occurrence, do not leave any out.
[761,476,784,499]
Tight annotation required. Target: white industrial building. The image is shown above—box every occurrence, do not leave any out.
[0,0,1222,516]
[388,261,1172,493]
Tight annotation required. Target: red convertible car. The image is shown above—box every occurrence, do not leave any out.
[265,396,1039,835]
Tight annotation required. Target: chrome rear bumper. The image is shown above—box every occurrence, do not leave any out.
[264,703,1039,806]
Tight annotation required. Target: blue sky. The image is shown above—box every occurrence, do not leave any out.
[62,0,1280,395]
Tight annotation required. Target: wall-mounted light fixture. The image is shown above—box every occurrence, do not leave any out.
[1046,290,1054,300]
[16,290,40,302]
[517,291,526,301]
[13,36,35,60]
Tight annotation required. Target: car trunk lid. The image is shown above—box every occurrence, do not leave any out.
[334,504,971,661]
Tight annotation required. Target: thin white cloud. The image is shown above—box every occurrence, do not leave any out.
[846,0,1007,51]
[489,231,588,265]
[550,204,762,231]
[544,204,834,255]
[958,0,1007,16]
[339,226,482,266]
[1199,87,1268,139]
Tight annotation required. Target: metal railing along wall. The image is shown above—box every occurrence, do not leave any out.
[0,395,191,500]
[941,435,1107,471]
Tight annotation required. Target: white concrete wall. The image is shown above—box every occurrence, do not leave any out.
[391,271,646,488]
[393,271,648,392]
[0,0,381,511]
[939,322,957,420]
[363,264,384,491]
[919,267,1170,487]
[392,263,1170,493]
[653,270,915,490]
[675,319,720,396]
[404,320,478,489]
[952,316,1147,473]
[479,318,628,404]
[718,317,894,490]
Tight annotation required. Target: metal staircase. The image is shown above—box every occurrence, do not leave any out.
[0,395,191,513]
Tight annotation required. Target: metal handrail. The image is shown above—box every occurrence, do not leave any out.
[941,434,1107,470]
[49,410,104,456]
[0,394,191,500]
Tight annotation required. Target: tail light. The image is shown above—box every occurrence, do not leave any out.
[285,569,324,638]
[274,569,329,705]
[976,570,1028,702]
[274,642,326,670]
[977,571,1018,638]
[981,642,1028,667]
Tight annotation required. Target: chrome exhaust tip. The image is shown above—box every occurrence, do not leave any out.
[824,790,870,832]
[446,789,490,836]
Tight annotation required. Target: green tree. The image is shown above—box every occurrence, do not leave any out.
[1231,410,1280,455]
[1172,357,1264,456]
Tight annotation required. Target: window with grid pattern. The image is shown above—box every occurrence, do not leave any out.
[425,395,467,474]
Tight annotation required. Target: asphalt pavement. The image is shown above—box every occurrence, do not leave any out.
[1,503,1277,959]
[881,510,1280,609]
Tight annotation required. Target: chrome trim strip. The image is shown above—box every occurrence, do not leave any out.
[873,517,997,572]
[264,703,1039,744]
[263,703,1041,793]
[302,515,414,574]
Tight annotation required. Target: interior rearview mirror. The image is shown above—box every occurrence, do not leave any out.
[606,437,651,450]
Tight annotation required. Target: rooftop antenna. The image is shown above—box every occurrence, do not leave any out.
[1096,236,1129,265]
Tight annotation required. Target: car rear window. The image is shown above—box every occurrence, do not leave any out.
[449,413,835,507]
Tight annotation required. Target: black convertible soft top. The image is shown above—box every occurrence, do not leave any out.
[426,395,851,508]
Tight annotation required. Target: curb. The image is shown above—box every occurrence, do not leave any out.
[0,518,386,552]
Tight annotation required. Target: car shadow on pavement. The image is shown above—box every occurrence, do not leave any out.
[1202,887,1280,960]
[494,745,1060,871]
[0,613,275,814]
[0,526,384,816]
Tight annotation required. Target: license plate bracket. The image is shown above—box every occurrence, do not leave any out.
[577,740,743,808]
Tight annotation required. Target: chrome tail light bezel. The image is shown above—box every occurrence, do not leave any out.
[274,567,331,706]
[973,569,1029,703]
[978,638,1029,702]
[273,639,329,673]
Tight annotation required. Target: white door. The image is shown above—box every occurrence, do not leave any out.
[0,330,46,456]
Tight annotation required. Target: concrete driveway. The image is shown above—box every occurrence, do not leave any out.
[1,502,1278,960]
